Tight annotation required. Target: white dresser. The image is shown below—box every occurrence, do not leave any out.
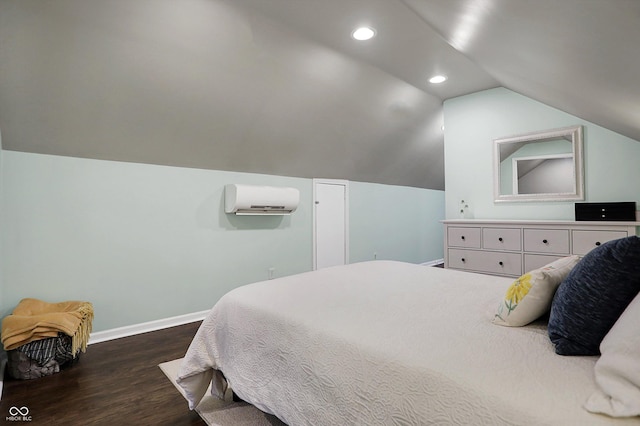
[443,219,640,277]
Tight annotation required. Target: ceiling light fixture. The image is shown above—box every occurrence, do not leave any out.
[351,27,376,41]
[429,75,447,84]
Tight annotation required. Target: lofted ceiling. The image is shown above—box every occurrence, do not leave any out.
[1,0,639,190]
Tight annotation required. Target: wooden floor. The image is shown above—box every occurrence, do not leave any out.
[1,322,205,426]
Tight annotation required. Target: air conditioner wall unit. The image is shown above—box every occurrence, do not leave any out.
[224,184,300,215]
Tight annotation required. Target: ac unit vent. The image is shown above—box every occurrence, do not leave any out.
[251,205,285,210]
[225,184,300,215]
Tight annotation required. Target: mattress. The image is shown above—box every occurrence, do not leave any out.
[177,260,639,425]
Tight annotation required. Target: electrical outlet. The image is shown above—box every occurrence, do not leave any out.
[268,267,275,280]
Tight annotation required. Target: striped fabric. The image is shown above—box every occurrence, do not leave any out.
[17,333,74,365]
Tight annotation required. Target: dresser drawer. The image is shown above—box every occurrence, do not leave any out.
[523,229,570,254]
[449,249,522,276]
[524,254,564,272]
[572,230,628,256]
[447,227,481,248]
[482,228,522,251]
[444,220,639,279]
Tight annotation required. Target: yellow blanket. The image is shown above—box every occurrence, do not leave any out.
[1,298,94,355]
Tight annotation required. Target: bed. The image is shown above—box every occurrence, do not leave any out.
[177,259,640,425]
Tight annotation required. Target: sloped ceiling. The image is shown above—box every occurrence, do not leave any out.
[1,0,639,190]
[403,0,640,143]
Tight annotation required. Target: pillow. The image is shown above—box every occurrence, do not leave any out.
[584,292,640,417]
[548,236,640,356]
[493,256,580,327]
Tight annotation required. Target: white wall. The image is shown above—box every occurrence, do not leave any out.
[1,151,444,332]
[444,87,640,220]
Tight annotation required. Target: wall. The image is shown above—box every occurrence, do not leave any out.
[349,181,444,264]
[1,152,444,332]
[1,152,312,331]
[0,130,3,317]
[444,87,640,220]
[0,132,4,381]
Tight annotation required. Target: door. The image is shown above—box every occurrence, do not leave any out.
[313,179,349,270]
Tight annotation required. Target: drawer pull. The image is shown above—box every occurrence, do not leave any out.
[595,241,601,246]
[461,236,465,240]
[542,239,548,244]
[498,237,503,242]
[461,258,466,262]
[498,261,504,266]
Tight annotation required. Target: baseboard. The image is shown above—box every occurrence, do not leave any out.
[0,312,208,398]
[88,310,209,345]
[420,258,444,267]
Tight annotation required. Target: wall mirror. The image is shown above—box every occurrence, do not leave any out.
[494,125,584,202]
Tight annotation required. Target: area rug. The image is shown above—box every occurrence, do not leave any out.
[159,358,285,426]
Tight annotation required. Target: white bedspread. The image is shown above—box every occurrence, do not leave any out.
[177,261,639,425]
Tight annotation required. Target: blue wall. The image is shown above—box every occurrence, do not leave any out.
[1,153,313,330]
[0,151,444,331]
[0,131,3,321]
[444,87,640,220]
[350,181,444,264]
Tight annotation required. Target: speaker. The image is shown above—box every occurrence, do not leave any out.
[575,202,636,221]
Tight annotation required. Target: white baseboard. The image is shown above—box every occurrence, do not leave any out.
[88,310,209,345]
[420,258,444,267]
[0,311,208,400]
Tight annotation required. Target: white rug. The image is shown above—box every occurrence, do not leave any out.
[159,358,285,426]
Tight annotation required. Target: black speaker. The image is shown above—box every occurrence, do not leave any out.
[575,202,636,221]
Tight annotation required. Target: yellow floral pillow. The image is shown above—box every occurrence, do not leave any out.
[493,256,580,327]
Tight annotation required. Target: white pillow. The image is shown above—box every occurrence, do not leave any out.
[493,256,580,327]
[584,292,640,417]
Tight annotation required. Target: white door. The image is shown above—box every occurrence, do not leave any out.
[313,179,349,270]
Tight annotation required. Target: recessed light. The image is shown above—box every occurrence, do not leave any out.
[429,75,447,84]
[352,27,376,41]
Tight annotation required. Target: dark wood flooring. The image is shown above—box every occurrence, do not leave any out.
[1,322,205,426]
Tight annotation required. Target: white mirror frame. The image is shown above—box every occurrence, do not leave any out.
[493,125,584,203]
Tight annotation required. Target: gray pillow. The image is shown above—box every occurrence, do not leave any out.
[548,236,640,356]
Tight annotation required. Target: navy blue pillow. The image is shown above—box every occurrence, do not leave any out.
[548,236,640,356]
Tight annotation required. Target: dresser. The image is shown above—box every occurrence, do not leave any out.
[443,219,640,277]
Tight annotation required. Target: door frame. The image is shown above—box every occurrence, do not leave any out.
[312,178,349,270]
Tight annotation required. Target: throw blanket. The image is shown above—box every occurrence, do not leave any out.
[1,298,93,356]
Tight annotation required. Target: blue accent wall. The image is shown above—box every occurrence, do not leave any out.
[0,152,444,331]
[350,181,444,264]
[444,87,640,220]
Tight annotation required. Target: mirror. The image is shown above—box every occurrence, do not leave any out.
[494,125,584,202]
